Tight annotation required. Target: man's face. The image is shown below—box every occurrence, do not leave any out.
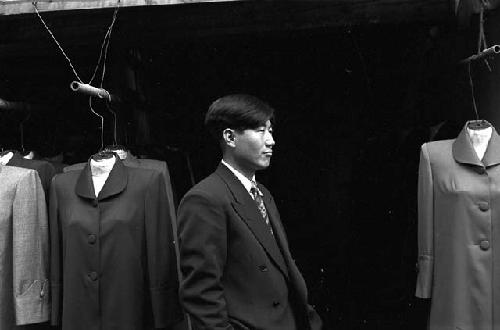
[232,120,275,173]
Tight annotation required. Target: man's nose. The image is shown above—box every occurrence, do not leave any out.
[266,132,275,146]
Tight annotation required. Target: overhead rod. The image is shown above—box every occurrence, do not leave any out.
[70,81,116,102]
[460,45,500,64]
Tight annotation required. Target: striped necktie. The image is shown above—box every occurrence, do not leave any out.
[250,182,274,235]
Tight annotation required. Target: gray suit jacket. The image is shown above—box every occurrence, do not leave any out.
[0,166,50,328]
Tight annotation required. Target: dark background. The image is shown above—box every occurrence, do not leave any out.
[2,3,500,329]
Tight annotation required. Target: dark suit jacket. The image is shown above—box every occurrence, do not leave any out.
[50,157,182,330]
[177,164,322,330]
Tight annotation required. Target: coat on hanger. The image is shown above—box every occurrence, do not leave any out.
[50,157,182,330]
[417,122,500,329]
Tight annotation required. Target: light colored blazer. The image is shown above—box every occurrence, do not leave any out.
[0,165,50,328]
[417,124,500,329]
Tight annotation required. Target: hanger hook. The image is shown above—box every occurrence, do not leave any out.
[89,97,105,150]
[106,102,118,145]
[19,112,31,153]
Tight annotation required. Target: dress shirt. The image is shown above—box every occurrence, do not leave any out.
[220,160,256,197]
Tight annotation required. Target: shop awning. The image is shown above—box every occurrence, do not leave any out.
[0,0,238,15]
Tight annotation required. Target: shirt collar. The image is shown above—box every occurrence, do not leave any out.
[221,159,256,194]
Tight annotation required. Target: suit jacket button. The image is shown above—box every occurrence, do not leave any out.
[272,301,280,307]
[478,202,490,212]
[259,265,268,272]
[88,234,97,244]
[88,271,98,281]
[480,240,490,251]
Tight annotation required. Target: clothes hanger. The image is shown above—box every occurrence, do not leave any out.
[465,4,494,132]
[99,102,128,159]
[466,52,491,131]
[19,111,31,155]
[0,149,15,157]
[88,96,115,161]
[467,119,491,130]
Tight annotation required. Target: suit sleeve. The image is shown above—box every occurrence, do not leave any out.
[49,176,62,325]
[13,170,50,325]
[415,143,434,298]
[177,190,234,330]
[145,172,183,328]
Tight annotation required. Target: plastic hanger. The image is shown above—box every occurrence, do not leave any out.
[100,102,128,159]
[467,119,491,130]
[91,150,116,161]
[0,149,16,157]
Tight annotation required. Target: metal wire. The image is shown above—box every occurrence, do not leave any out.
[89,97,105,149]
[32,2,83,82]
[32,1,120,85]
[467,62,480,120]
[89,4,120,87]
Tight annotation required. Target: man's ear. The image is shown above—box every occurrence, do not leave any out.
[222,128,236,147]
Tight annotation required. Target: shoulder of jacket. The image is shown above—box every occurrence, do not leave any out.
[183,173,226,200]
[2,166,36,182]
[421,139,454,153]
[52,169,80,186]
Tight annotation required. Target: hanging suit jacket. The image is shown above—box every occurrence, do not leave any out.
[62,152,187,328]
[0,166,50,329]
[177,164,322,330]
[63,152,175,213]
[50,157,182,330]
[6,153,56,200]
[417,124,500,330]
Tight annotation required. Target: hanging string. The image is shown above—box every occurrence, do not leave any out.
[32,1,120,85]
[32,2,83,83]
[477,6,493,72]
[467,62,480,120]
[88,5,120,87]
[33,1,120,149]
[466,1,494,120]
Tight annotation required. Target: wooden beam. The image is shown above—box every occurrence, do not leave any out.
[0,1,453,59]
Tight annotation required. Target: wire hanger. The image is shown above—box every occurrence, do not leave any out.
[466,4,494,131]
[19,112,31,154]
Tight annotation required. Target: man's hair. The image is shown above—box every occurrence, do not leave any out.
[205,94,275,141]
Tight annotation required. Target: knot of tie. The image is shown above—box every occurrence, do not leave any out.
[250,182,273,235]
[250,182,263,200]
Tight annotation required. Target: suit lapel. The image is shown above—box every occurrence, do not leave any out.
[98,157,127,200]
[453,122,500,168]
[75,160,96,200]
[216,164,289,278]
[75,156,127,201]
[482,127,500,167]
[261,188,291,258]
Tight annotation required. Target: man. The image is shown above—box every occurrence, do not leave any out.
[177,94,323,330]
